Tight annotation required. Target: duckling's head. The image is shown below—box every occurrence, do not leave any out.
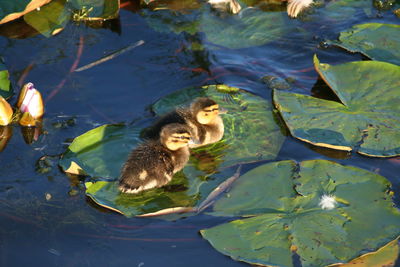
[160,123,192,151]
[190,97,220,125]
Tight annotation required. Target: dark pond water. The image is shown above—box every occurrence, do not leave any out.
[0,0,399,266]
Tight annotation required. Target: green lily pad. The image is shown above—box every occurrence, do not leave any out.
[23,0,70,37]
[273,55,400,157]
[331,23,400,66]
[144,6,299,49]
[0,0,52,25]
[0,60,12,99]
[59,124,139,177]
[152,84,285,167]
[59,123,237,217]
[330,238,399,267]
[22,0,119,37]
[201,160,400,267]
[200,8,295,49]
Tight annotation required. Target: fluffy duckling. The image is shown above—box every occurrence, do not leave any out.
[208,0,314,17]
[119,123,192,194]
[143,97,224,148]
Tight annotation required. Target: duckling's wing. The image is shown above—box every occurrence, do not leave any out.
[119,144,173,193]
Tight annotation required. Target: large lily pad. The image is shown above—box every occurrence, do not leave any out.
[59,122,237,217]
[144,5,299,49]
[199,8,296,49]
[331,23,400,66]
[59,84,283,216]
[273,55,400,157]
[151,84,285,167]
[201,160,400,267]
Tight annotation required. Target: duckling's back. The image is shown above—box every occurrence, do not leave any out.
[119,141,175,193]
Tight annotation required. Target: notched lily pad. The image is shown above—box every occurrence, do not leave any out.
[59,121,238,217]
[273,55,400,157]
[201,160,400,267]
[59,84,282,217]
[152,84,285,167]
[331,23,400,66]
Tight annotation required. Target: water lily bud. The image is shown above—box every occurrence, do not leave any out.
[17,82,44,119]
[0,97,13,125]
[19,112,38,127]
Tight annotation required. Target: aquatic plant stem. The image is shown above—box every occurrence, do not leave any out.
[17,62,35,87]
[45,35,84,103]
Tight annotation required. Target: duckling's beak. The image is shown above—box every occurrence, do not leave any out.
[219,107,228,114]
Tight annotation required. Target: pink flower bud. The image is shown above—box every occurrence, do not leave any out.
[17,82,44,120]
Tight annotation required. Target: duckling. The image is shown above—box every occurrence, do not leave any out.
[142,97,224,148]
[119,123,192,194]
[208,0,314,17]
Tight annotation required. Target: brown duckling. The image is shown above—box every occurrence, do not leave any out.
[142,97,224,148]
[119,123,192,194]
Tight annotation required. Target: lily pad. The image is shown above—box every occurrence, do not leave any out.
[22,0,120,37]
[144,6,299,49]
[59,122,237,217]
[0,61,12,99]
[330,238,399,267]
[0,0,52,25]
[273,55,400,157]
[151,84,285,167]
[201,160,400,267]
[200,8,295,49]
[331,23,400,66]
[23,0,70,37]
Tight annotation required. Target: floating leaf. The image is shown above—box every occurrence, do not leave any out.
[200,8,295,49]
[201,160,400,267]
[0,0,52,25]
[59,122,237,217]
[152,84,285,167]
[330,238,399,267]
[23,0,70,37]
[0,60,12,99]
[144,6,299,49]
[331,23,400,66]
[273,55,400,157]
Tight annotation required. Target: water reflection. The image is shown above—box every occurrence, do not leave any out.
[0,123,44,152]
[0,125,12,152]
[21,123,43,144]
